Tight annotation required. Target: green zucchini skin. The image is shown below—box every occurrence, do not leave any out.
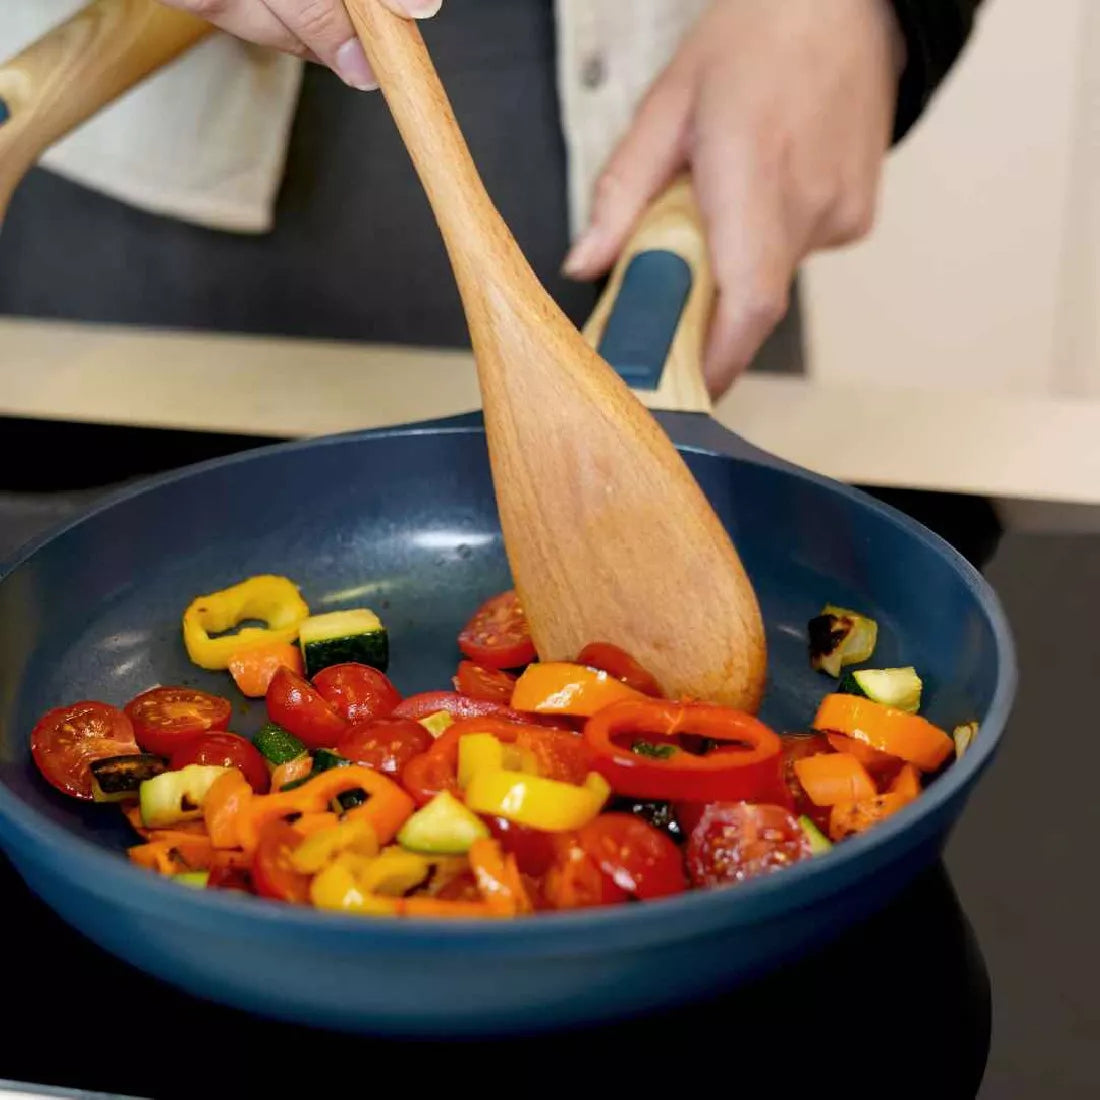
[90,754,167,802]
[252,722,307,766]
[302,633,389,677]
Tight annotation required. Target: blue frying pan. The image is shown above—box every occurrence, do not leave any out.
[0,5,1014,1037]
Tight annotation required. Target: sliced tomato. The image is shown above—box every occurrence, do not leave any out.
[781,731,833,831]
[30,701,139,800]
[252,819,311,904]
[457,590,536,669]
[265,666,347,750]
[577,813,687,900]
[453,661,517,703]
[513,727,593,785]
[485,815,558,877]
[686,803,811,888]
[124,687,231,757]
[337,717,433,779]
[312,663,402,725]
[169,732,270,794]
[576,643,663,697]
[543,835,629,910]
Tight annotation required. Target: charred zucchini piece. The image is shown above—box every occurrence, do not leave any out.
[90,754,167,803]
[298,609,388,677]
[838,667,922,713]
[953,721,978,759]
[808,604,878,677]
[140,764,233,828]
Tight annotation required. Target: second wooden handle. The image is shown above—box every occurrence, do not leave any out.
[0,0,210,223]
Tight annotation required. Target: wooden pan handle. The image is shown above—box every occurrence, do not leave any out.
[583,177,715,414]
[0,0,211,223]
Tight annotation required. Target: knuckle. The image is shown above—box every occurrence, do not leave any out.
[831,194,876,242]
[744,284,789,331]
[291,0,346,44]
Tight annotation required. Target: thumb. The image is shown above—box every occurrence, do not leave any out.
[378,1,444,16]
[562,65,694,281]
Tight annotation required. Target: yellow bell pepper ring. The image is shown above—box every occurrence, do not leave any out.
[182,574,310,670]
[464,770,611,831]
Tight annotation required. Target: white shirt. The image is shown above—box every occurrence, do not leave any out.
[1,0,708,236]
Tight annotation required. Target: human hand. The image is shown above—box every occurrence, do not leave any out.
[564,0,906,399]
[160,0,443,90]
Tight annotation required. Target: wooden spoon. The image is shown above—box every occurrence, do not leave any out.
[346,2,766,709]
[0,0,209,225]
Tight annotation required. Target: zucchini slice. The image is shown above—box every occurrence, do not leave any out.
[139,764,233,829]
[397,792,490,855]
[90,754,167,803]
[838,667,923,714]
[298,608,389,677]
[798,815,833,855]
[808,604,878,677]
[953,721,978,759]
[252,722,307,766]
[174,871,210,889]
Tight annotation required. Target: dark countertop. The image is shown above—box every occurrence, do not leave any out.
[0,418,1095,1099]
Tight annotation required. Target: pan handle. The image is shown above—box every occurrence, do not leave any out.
[582,175,714,415]
[0,0,211,224]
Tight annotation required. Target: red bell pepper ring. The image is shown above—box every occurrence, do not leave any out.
[583,700,783,803]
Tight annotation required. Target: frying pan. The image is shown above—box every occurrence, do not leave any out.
[0,2,1015,1035]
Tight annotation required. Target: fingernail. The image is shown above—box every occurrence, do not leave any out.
[399,0,443,17]
[334,38,378,91]
[562,229,599,278]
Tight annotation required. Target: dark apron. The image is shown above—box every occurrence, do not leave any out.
[0,0,802,372]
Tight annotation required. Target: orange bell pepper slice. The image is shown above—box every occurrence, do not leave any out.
[129,836,215,875]
[228,641,303,698]
[828,792,910,842]
[122,802,210,841]
[204,769,254,849]
[468,837,534,916]
[511,662,646,717]
[888,762,922,802]
[824,731,901,777]
[792,752,876,807]
[271,754,312,791]
[814,694,953,772]
[239,766,413,852]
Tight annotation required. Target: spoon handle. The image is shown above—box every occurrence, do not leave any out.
[344,0,529,297]
[0,0,210,224]
[583,177,714,415]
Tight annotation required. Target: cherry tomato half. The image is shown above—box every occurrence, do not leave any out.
[30,701,139,800]
[485,815,558,877]
[124,687,232,757]
[337,717,433,779]
[686,803,811,888]
[265,666,347,750]
[458,590,537,669]
[577,813,687,900]
[169,732,270,794]
[207,851,254,893]
[576,643,663,697]
[252,819,311,904]
[453,661,517,704]
[313,663,402,725]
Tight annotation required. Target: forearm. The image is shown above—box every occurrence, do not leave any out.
[888,0,984,139]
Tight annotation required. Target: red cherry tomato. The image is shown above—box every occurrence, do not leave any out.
[123,687,231,757]
[400,750,460,807]
[312,663,402,725]
[252,819,311,904]
[513,727,594,785]
[577,813,687,900]
[543,835,629,910]
[30,701,139,800]
[392,691,514,723]
[485,816,558,877]
[337,717,433,779]
[576,643,663,697]
[169,732,270,794]
[453,661,517,703]
[686,803,811,888]
[265,666,347,750]
[781,731,834,831]
[457,590,536,669]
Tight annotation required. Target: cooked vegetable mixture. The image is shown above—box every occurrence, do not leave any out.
[28,580,976,917]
